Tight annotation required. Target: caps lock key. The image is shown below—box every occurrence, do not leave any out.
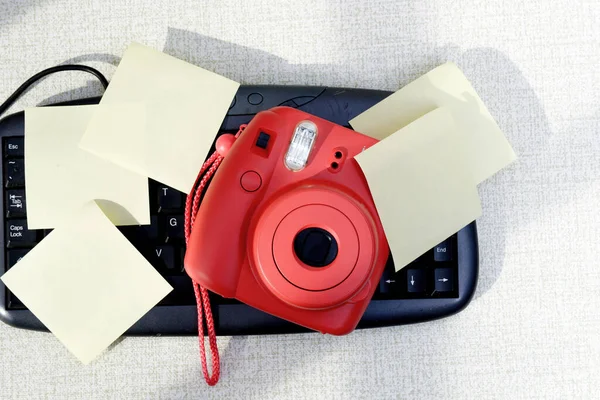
[6,219,38,247]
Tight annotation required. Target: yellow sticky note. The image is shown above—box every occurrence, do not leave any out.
[25,105,150,229]
[355,108,482,272]
[0,201,172,364]
[350,62,516,184]
[77,103,148,177]
[79,42,240,193]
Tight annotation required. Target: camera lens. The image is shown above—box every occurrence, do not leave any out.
[293,227,338,267]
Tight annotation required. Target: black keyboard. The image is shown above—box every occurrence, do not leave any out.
[0,85,478,335]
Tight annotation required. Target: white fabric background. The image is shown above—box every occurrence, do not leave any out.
[1,1,599,399]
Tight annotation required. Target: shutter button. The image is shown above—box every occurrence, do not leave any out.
[240,171,262,192]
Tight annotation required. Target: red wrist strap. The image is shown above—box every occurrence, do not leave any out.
[183,125,246,386]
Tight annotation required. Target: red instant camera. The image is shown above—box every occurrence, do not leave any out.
[185,107,389,335]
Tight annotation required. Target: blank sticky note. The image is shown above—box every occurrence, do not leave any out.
[25,105,150,229]
[79,42,240,193]
[77,103,148,177]
[350,62,516,184]
[355,108,482,272]
[0,201,172,364]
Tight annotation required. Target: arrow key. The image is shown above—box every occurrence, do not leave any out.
[434,268,454,292]
[378,265,399,293]
[406,269,426,293]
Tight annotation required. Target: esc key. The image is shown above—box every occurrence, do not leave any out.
[4,137,24,157]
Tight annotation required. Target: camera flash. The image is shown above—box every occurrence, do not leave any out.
[284,121,317,171]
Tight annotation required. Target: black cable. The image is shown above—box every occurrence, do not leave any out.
[0,64,109,118]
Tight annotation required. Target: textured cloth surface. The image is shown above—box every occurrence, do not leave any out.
[1,1,599,399]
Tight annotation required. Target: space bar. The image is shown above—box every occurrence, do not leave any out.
[158,276,195,305]
[158,276,241,306]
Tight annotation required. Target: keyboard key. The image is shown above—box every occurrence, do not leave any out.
[434,268,454,292]
[4,137,24,157]
[155,245,175,271]
[379,265,400,293]
[7,291,25,309]
[6,189,26,217]
[406,268,426,293]
[158,186,182,210]
[159,276,195,305]
[434,239,453,262]
[5,159,25,188]
[6,219,38,247]
[165,215,184,240]
[7,249,30,269]
[142,215,159,240]
[180,247,186,273]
